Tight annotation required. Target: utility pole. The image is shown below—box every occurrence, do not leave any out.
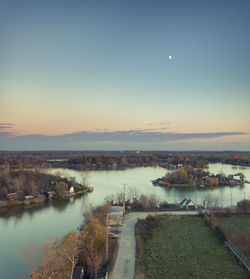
[106,212,109,261]
[123,184,126,215]
[231,192,232,207]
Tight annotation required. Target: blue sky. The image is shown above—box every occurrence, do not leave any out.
[0,0,250,150]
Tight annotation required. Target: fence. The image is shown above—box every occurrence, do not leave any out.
[203,213,250,273]
[225,239,250,272]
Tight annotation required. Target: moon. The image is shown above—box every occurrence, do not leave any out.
[169,55,172,60]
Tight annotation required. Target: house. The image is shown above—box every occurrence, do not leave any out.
[24,195,34,200]
[69,186,75,194]
[7,193,18,200]
[72,266,84,279]
[180,199,195,210]
[233,175,241,182]
[108,206,124,226]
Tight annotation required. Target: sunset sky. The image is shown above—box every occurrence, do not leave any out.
[1,0,250,150]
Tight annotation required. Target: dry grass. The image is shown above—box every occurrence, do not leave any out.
[135,216,249,279]
[217,216,250,259]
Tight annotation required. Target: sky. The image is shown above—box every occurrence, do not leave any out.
[0,0,250,150]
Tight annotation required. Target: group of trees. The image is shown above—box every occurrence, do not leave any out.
[1,151,250,172]
[0,153,52,169]
[161,165,243,188]
[81,218,107,277]
[23,203,110,279]
[104,186,161,211]
[0,166,87,200]
[67,153,165,170]
[0,166,60,200]
[22,232,80,279]
[164,166,196,186]
[224,155,250,166]
[237,199,250,213]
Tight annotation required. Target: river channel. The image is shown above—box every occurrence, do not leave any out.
[0,163,250,279]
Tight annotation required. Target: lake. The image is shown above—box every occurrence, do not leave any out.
[0,163,250,279]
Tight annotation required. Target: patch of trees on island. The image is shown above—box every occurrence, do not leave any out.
[153,165,245,188]
[0,166,90,207]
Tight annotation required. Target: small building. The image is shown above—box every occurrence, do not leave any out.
[108,206,124,226]
[69,186,75,194]
[7,193,18,200]
[233,175,241,182]
[180,199,195,210]
[25,195,34,200]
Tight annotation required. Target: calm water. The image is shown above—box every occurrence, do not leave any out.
[0,164,250,279]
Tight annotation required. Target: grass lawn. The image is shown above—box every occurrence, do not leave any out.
[135,216,249,279]
[217,215,250,258]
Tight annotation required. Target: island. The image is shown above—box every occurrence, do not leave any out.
[152,166,245,188]
[0,166,93,208]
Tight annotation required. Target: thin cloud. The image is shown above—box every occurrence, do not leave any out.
[0,123,14,129]
[0,123,15,137]
[146,121,171,127]
[0,129,247,150]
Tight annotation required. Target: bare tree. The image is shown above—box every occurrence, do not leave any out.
[127,186,141,203]
[81,170,89,186]
[203,194,220,208]
[140,194,148,210]
[21,241,40,277]
[148,193,160,209]
[81,218,107,277]
[58,232,80,279]
[22,233,80,279]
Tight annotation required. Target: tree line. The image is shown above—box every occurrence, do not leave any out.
[1,151,250,170]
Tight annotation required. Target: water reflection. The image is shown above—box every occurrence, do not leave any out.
[0,196,83,222]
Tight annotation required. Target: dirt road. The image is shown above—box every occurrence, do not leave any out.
[110,211,199,279]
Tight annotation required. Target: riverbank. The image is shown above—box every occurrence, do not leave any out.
[0,186,93,209]
[152,165,245,189]
[0,167,94,209]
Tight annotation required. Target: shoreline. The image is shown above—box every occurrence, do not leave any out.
[0,186,94,209]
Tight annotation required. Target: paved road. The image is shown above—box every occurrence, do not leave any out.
[110,211,199,279]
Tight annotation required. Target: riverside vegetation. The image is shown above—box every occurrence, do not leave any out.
[0,166,92,208]
[22,203,118,279]
[1,151,250,171]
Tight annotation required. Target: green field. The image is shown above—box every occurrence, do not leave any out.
[135,216,248,279]
[218,216,250,258]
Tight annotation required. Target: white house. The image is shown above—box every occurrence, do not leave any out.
[180,199,195,210]
[233,175,241,182]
